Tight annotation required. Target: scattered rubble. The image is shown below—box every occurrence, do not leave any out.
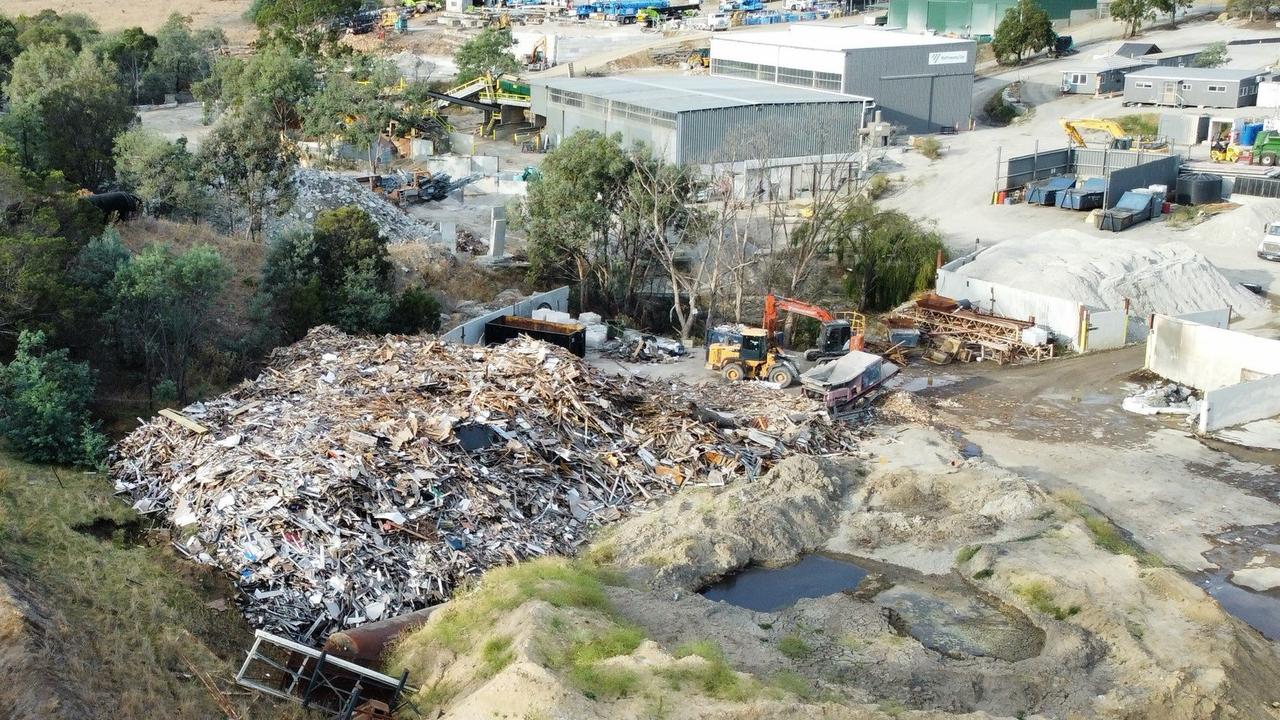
[270,169,443,245]
[110,327,856,640]
[601,331,687,363]
[454,227,484,255]
[1122,382,1200,417]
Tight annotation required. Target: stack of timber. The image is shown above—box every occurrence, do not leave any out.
[893,294,1054,363]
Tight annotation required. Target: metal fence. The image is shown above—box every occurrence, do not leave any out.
[1103,154,1181,207]
[1000,146,1072,191]
[1000,147,1182,206]
[1231,176,1280,199]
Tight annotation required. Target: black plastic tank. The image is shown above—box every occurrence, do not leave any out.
[1174,173,1223,206]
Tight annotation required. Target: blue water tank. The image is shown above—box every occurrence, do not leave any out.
[1242,122,1265,147]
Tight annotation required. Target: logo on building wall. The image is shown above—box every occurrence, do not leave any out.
[928,51,968,65]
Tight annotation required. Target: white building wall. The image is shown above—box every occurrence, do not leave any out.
[1145,315,1280,391]
[710,37,846,74]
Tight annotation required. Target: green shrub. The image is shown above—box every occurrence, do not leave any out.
[1013,580,1080,620]
[480,635,515,677]
[0,330,105,466]
[777,634,811,659]
[916,137,942,160]
[388,286,443,334]
[983,88,1019,125]
[956,545,980,564]
[666,640,751,700]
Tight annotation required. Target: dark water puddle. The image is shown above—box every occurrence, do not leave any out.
[703,553,1044,661]
[952,430,983,459]
[700,554,869,612]
[1197,523,1280,641]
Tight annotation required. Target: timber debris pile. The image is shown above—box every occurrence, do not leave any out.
[110,327,854,640]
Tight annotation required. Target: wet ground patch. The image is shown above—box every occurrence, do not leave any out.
[701,553,1045,662]
[1197,523,1280,641]
[700,555,869,612]
[72,517,150,546]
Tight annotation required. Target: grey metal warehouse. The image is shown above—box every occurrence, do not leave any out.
[528,75,873,165]
[709,24,974,134]
[1123,67,1270,108]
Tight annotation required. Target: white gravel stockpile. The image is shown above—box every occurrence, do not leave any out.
[958,230,1267,317]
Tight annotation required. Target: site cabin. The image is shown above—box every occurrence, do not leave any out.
[1060,56,1150,95]
[1122,67,1270,109]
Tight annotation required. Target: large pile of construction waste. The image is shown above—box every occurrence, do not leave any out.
[269,169,443,245]
[111,327,854,640]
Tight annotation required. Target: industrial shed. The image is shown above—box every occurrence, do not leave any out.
[1060,55,1151,95]
[528,75,872,165]
[710,25,973,133]
[887,0,1095,36]
[1123,67,1270,108]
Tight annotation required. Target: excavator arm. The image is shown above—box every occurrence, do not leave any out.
[1060,118,1128,147]
[763,294,835,334]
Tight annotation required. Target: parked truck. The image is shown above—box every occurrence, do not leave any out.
[1259,220,1280,261]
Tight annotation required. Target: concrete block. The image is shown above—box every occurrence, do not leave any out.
[578,312,603,326]
[585,324,609,349]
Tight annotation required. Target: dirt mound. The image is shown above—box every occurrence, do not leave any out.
[601,456,855,591]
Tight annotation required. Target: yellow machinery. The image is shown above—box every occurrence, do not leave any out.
[1059,118,1169,152]
[687,48,710,68]
[705,328,800,386]
[1211,143,1240,163]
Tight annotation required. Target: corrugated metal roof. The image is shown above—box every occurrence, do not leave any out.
[1126,66,1269,81]
[717,24,971,50]
[1062,55,1151,73]
[531,75,872,113]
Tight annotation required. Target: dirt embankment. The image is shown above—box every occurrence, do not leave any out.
[0,576,90,719]
[390,425,1280,720]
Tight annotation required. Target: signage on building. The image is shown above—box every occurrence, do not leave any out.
[928,51,968,65]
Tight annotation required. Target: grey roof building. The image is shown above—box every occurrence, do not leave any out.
[528,75,873,165]
[1060,55,1151,95]
[1123,67,1270,108]
[709,24,974,133]
[1114,42,1161,58]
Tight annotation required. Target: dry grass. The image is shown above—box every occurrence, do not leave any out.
[115,217,266,338]
[0,453,296,719]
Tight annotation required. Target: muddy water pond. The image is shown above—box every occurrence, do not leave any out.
[701,553,1044,662]
[700,555,869,612]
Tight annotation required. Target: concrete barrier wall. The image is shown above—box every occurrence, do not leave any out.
[1175,307,1230,328]
[441,286,571,344]
[935,271,1085,350]
[1145,315,1280,391]
[1086,309,1128,351]
[1201,372,1280,432]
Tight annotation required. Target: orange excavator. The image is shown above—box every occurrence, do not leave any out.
[763,293,866,362]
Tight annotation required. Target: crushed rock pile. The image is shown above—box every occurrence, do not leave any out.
[956,231,1266,317]
[110,327,856,640]
[270,168,443,245]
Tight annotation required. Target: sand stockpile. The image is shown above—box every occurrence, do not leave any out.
[957,230,1267,317]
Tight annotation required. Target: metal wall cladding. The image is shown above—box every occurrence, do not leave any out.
[1232,176,1280,199]
[843,43,974,133]
[1072,147,1174,178]
[678,103,862,164]
[889,0,1091,34]
[544,105,680,163]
